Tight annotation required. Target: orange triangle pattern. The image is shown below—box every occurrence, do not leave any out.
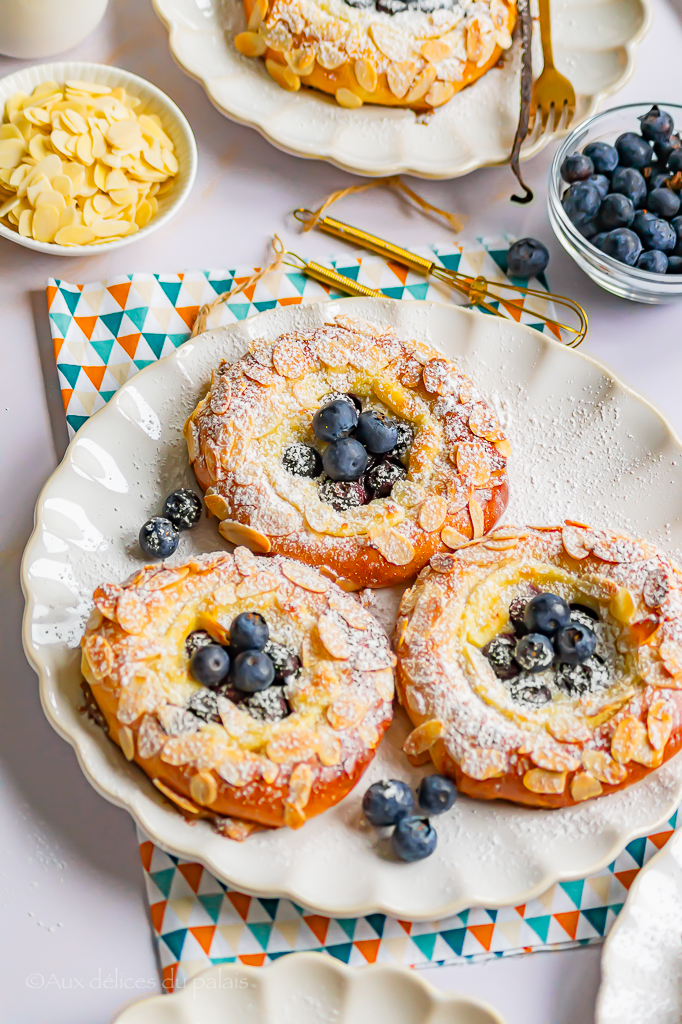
[162,963,178,993]
[82,365,106,390]
[468,924,494,952]
[649,830,673,850]
[386,260,409,285]
[397,920,412,934]
[74,315,98,340]
[117,333,142,359]
[175,306,200,330]
[61,388,73,412]
[139,841,154,873]
[239,953,266,967]
[615,869,639,891]
[149,901,166,934]
[107,281,132,309]
[190,925,216,954]
[46,284,58,309]
[303,915,330,945]
[554,911,580,940]
[355,939,381,963]
[515,905,526,917]
[227,892,252,920]
[178,862,204,893]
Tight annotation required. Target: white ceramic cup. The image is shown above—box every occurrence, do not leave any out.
[0,0,108,59]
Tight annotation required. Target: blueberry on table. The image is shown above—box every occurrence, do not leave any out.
[353,409,399,454]
[263,640,300,685]
[633,215,675,253]
[391,817,438,862]
[600,228,643,266]
[362,779,414,826]
[647,187,681,219]
[588,174,610,200]
[323,437,369,481]
[514,634,555,673]
[615,132,654,169]
[365,458,406,499]
[583,141,619,175]
[560,153,594,183]
[523,592,571,635]
[655,132,682,165]
[139,517,179,559]
[282,442,323,478]
[610,167,647,207]
[317,477,369,511]
[597,193,635,231]
[667,255,682,274]
[417,775,458,815]
[190,644,230,688]
[555,622,597,665]
[638,104,674,144]
[312,398,358,443]
[229,611,269,652]
[230,650,276,692]
[185,629,214,657]
[506,237,550,278]
[163,488,202,530]
[482,634,520,680]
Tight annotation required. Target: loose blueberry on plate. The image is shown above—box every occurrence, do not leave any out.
[588,174,610,200]
[597,193,635,231]
[139,517,179,559]
[190,644,230,688]
[230,650,276,692]
[637,250,669,273]
[282,441,323,478]
[633,215,676,253]
[230,611,269,652]
[560,153,594,183]
[241,687,290,722]
[656,132,682,165]
[365,458,407,499]
[185,629,214,657]
[668,255,682,273]
[482,634,520,680]
[353,409,399,454]
[562,181,602,235]
[638,104,674,144]
[524,592,571,634]
[600,228,643,266]
[164,488,202,530]
[388,420,414,462]
[647,187,681,219]
[317,477,369,511]
[417,775,458,815]
[583,141,619,175]
[610,167,647,207]
[391,816,437,862]
[362,779,414,826]
[312,398,358,443]
[555,622,597,665]
[186,687,220,722]
[506,237,550,278]
[615,132,654,169]
[263,640,300,685]
[323,437,369,481]
[515,634,555,673]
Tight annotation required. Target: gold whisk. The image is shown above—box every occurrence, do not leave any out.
[293,209,588,348]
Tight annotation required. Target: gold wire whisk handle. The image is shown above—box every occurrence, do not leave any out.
[285,252,382,298]
[294,209,434,276]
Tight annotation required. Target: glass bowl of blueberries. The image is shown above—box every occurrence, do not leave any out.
[548,102,682,302]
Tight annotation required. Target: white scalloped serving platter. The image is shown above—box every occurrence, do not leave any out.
[112,953,507,1024]
[21,297,682,920]
[597,829,682,1024]
[152,0,651,178]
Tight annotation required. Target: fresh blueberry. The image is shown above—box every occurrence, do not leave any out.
[583,141,619,175]
[562,181,602,233]
[241,687,290,722]
[633,215,675,252]
[588,174,610,199]
[263,640,300,686]
[388,420,414,462]
[648,187,681,218]
[362,779,414,826]
[560,153,594,183]
[190,644,230,688]
[185,629,214,657]
[598,193,635,230]
[353,410,399,454]
[482,634,520,680]
[555,622,597,665]
[320,391,363,414]
[230,650,276,692]
[591,231,610,251]
[514,634,555,673]
[668,256,682,274]
[611,167,647,207]
[523,592,571,635]
[512,682,552,706]
[656,132,682,165]
[312,398,358,443]
[417,775,458,815]
[615,132,653,169]
[506,237,550,278]
[139,517,179,559]
[637,250,669,273]
[508,595,530,636]
[556,656,609,696]
[600,228,643,266]
[648,170,671,192]
[672,216,682,256]
[282,442,323,478]
[164,488,202,530]
[323,437,369,481]
[391,817,438,862]
[229,611,269,653]
[317,477,369,511]
[668,150,682,174]
[569,602,599,624]
[186,687,220,722]
[638,104,674,144]
[365,458,406,498]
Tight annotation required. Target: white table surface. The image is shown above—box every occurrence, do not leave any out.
[3,0,682,1020]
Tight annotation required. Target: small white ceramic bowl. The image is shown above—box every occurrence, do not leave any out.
[0,61,197,256]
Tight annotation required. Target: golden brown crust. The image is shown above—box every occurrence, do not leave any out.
[186,314,510,588]
[395,523,682,808]
[81,550,395,831]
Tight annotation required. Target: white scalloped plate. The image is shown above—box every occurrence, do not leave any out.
[21,297,682,920]
[111,953,507,1023]
[597,830,682,1024]
[152,0,651,178]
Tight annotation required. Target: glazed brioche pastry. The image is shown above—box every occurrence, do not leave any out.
[395,523,682,808]
[185,314,510,588]
[80,549,395,833]
[236,0,516,109]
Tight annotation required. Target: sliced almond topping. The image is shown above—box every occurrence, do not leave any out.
[218,519,271,553]
[494,438,512,458]
[284,763,314,829]
[247,0,268,30]
[643,567,670,609]
[440,526,471,550]
[421,39,453,63]
[404,67,438,104]
[609,587,638,625]
[144,566,190,591]
[234,30,267,57]
[468,403,504,442]
[196,611,231,645]
[281,561,330,592]
[82,634,114,680]
[209,376,232,414]
[591,530,657,564]
[116,589,149,635]
[611,715,646,764]
[460,747,508,780]
[403,719,444,756]
[368,526,415,566]
[661,639,682,676]
[547,716,592,743]
[119,726,135,761]
[267,728,318,764]
[327,698,367,731]
[236,572,280,599]
[260,758,279,784]
[425,81,455,108]
[272,336,310,378]
[213,583,237,606]
[570,772,603,802]
[422,358,454,394]
[216,818,264,841]
[189,770,218,806]
[318,611,351,660]
[316,727,342,766]
[94,584,121,620]
[416,494,447,534]
[647,700,674,751]
[137,715,166,760]
[266,60,301,93]
[153,779,204,816]
[523,768,567,794]
[354,58,378,93]
[387,60,416,99]
[469,498,485,539]
[285,47,316,76]
[329,594,372,630]
[526,745,580,773]
[456,441,491,486]
[562,525,592,561]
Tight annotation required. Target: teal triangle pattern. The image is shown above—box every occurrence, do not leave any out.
[326,943,353,964]
[560,880,585,907]
[227,303,251,321]
[412,933,437,959]
[582,907,609,936]
[150,868,176,899]
[57,363,81,388]
[198,895,224,924]
[162,929,188,960]
[365,914,385,938]
[337,918,356,941]
[100,311,124,338]
[259,899,279,920]
[159,281,182,307]
[91,339,115,363]
[440,928,467,957]
[526,916,550,943]
[626,837,648,867]
[66,414,89,432]
[247,923,273,949]
[124,306,148,330]
[59,287,81,315]
[50,312,73,336]
[142,333,166,359]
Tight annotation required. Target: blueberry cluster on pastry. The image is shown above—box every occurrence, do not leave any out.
[395,523,682,807]
[235,0,516,109]
[185,314,510,588]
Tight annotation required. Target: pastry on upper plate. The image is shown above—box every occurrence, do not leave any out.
[185,314,510,588]
[235,0,516,109]
[395,522,682,808]
[81,549,394,834]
